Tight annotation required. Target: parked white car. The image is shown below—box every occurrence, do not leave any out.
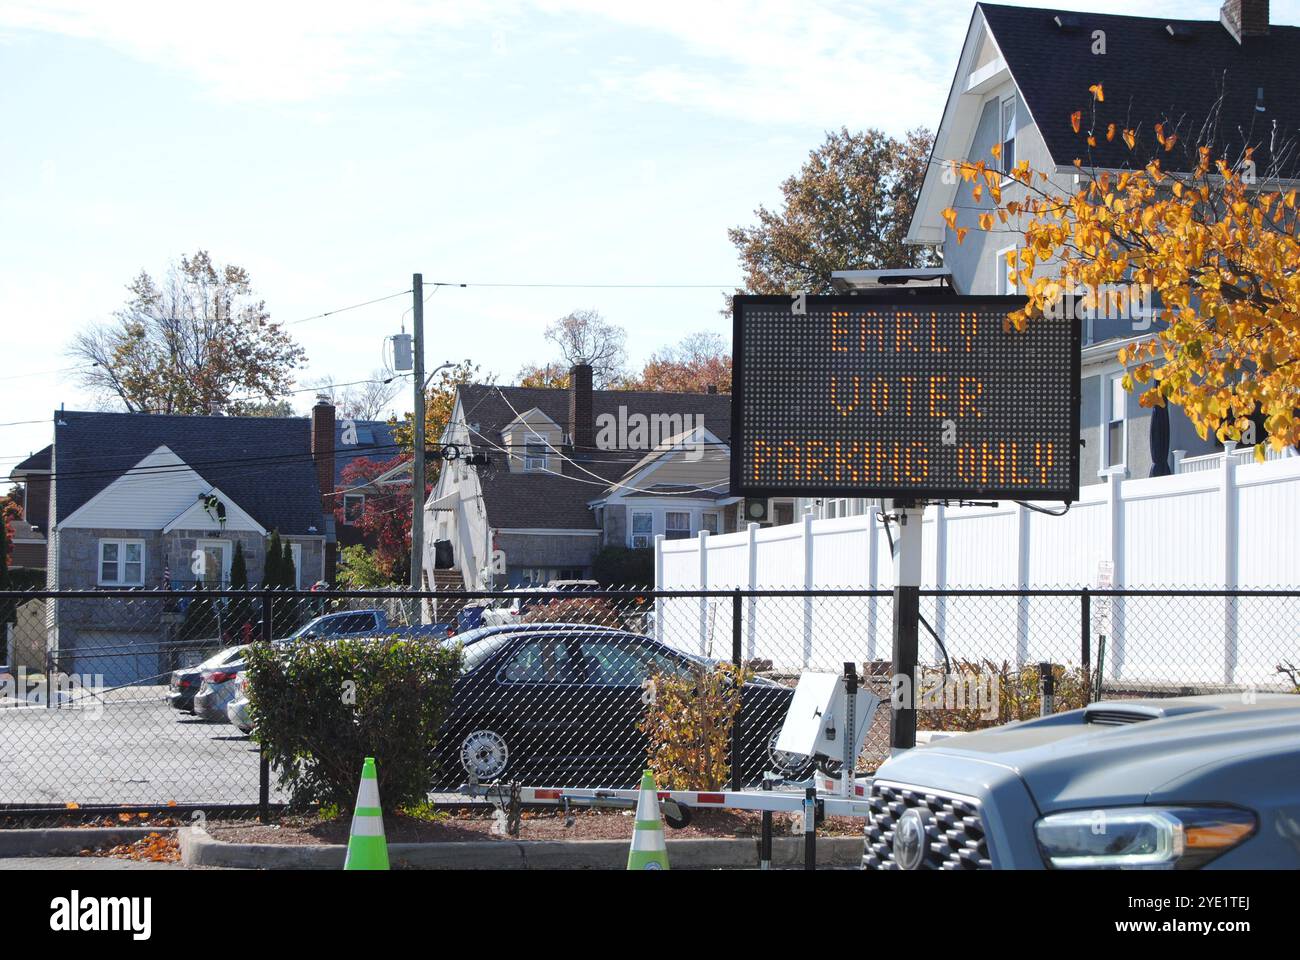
[226,673,253,734]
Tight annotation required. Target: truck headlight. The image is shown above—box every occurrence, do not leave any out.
[1035,806,1256,869]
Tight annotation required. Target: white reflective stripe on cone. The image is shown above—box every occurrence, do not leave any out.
[351,815,386,837]
[357,779,381,808]
[630,827,666,852]
[634,790,658,822]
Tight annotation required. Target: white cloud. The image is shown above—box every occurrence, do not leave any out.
[0,0,1249,121]
[0,0,512,102]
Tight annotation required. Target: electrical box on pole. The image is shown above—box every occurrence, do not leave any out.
[392,333,413,372]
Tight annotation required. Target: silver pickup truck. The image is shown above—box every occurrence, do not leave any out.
[863,693,1300,870]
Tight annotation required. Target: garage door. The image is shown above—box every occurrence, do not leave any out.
[70,630,163,689]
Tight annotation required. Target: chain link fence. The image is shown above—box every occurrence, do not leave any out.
[2,587,1297,826]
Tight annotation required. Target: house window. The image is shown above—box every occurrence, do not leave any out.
[701,512,720,535]
[195,539,231,585]
[1000,96,1017,172]
[772,500,796,526]
[996,245,1018,295]
[664,512,691,540]
[630,511,653,549]
[343,494,365,525]
[524,443,548,471]
[1105,374,1127,471]
[99,539,144,587]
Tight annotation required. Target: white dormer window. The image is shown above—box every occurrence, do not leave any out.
[524,442,549,471]
[1000,96,1017,172]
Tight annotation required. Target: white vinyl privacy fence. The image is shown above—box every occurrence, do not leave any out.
[655,456,1300,688]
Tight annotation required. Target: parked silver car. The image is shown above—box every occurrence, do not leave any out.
[192,646,248,722]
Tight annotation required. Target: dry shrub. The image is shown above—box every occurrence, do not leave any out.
[638,662,750,790]
[919,659,1090,732]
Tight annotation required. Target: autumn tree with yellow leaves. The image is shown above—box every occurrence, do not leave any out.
[944,83,1300,458]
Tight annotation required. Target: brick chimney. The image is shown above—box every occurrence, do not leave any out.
[310,395,336,513]
[310,395,336,583]
[1221,0,1269,42]
[568,363,594,449]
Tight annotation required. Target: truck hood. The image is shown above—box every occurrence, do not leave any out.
[895,694,1300,812]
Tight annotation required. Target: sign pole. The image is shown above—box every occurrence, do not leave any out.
[889,500,923,754]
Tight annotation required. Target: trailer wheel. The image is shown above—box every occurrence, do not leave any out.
[661,799,691,830]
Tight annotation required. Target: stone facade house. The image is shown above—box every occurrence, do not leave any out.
[42,407,338,685]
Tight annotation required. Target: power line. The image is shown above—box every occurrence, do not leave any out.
[429,281,735,290]
[285,290,412,325]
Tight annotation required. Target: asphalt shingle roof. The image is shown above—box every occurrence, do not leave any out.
[455,385,732,531]
[333,419,399,484]
[12,445,51,474]
[53,411,326,536]
[979,3,1300,177]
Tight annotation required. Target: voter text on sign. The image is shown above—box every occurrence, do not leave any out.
[730,293,1081,502]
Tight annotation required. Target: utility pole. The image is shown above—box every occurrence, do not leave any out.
[889,499,923,755]
[410,273,425,591]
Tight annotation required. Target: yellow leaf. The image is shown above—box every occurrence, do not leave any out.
[978,212,994,230]
[1106,123,1116,142]
[990,142,1002,160]
[941,207,958,230]
[955,227,969,244]
[1089,83,1105,102]
[1123,129,1136,150]
[1070,111,1082,134]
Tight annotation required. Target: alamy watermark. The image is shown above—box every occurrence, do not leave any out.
[595,405,705,461]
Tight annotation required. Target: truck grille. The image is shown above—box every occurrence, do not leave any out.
[862,781,991,870]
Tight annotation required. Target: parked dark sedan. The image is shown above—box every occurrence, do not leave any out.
[435,623,810,788]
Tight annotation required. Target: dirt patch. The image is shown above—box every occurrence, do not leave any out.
[209,807,864,845]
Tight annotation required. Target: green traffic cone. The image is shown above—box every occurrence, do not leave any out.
[344,757,389,870]
[627,770,669,870]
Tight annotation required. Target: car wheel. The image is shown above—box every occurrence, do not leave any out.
[768,727,814,780]
[459,724,512,782]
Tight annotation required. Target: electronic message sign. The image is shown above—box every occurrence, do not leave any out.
[731,293,1080,502]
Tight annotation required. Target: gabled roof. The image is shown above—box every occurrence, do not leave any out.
[10,445,51,478]
[53,411,325,536]
[600,424,730,499]
[978,3,1300,176]
[910,3,1300,244]
[452,384,733,531]
[334,419,399,484]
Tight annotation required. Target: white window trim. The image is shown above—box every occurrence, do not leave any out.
[995,244,1018,295]
[342,493,366,526]
[998,93,1017,182]
[522,430,552,472]
[98,538,146,587]
[195,538,232,584]
[630,510,654,549]
[1100,370,1129,476]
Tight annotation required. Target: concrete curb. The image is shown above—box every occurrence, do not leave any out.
[0,826,178,858]
[180,825,862,870]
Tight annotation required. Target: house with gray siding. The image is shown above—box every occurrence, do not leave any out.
[42,407,338,684]
[904,1,1300,487]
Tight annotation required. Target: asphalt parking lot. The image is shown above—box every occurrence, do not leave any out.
[0,690,276,808]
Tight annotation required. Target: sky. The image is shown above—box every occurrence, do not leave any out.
[2,0,1294,468]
